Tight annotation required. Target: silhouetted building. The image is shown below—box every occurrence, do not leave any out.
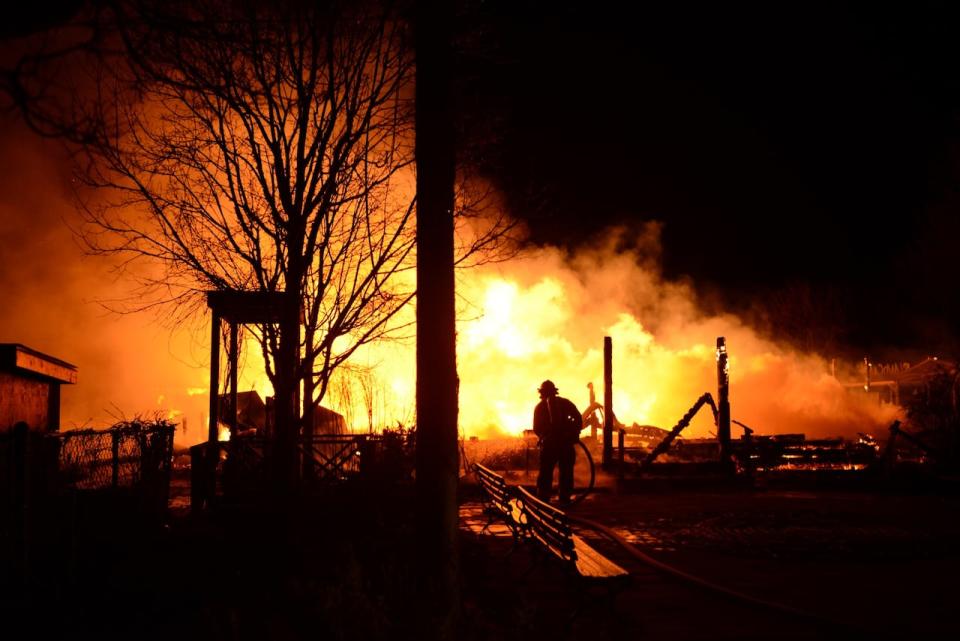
[896,357,957,405]
[218,390,267,437]
[0,344,77,432]
[313,404,347,435]
[217,390,346,436]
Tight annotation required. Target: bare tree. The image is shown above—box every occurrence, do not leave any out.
[4,0,512,441]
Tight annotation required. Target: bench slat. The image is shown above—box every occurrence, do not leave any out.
[517,486,628,581]
[572,534,629,579]
[476,466,629,584]
[516,487,576,561]
[474,463,524,540]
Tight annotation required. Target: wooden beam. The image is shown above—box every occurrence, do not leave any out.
[0,344,77,384]
[208,312,221,444]
[229,322,239,438]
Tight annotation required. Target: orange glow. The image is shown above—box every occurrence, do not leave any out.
[19,167,899,445]
[0,109,900,445]
[257,229,902,441]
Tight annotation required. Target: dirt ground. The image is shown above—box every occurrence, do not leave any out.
[6,468,958,640]
[460,479,960,640]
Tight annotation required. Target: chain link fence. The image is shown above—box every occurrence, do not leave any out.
[2,419,175,514]
[53,420,175,490]
[2,419,175,583]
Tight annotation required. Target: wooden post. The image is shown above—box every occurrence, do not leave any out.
[111,428,120,488]
[302,327,315,480]
[588,382,597,439]
[717,337,731,470]
[617,429,625,480]
[208,312,221,444]
[189,444,205,513]
[603,336,613,468]
[229,322,239,439]
[203,311,221,510]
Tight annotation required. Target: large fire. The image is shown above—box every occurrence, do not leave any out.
[0,123,899,443]
[220,229,900,442]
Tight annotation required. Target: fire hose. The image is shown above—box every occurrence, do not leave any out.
[567,514,882,638]
[569,439,596,505]
[458,437,595,505]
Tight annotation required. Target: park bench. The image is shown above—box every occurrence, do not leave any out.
[473,463,525,540]
[515,485,629,592]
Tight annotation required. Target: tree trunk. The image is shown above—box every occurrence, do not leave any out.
[274,257,303,494]
[415,1,459,637]
[302,327,316,480]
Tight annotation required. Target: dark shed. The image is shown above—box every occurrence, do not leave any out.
[0,344,77,432]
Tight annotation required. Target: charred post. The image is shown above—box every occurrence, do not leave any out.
[603,336,614,468]
[717,336,732,469]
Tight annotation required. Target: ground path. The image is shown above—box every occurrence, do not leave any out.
[460,482,960,640]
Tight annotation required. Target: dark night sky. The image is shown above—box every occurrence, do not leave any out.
[3,0,959,356]
[464,0,960,356]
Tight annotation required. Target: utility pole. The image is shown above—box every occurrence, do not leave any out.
[415,1,459,637]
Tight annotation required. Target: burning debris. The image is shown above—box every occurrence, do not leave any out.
[466,333,959,487]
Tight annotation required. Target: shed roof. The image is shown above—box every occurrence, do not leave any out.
[207,291,300,324]
[0,344,78,384]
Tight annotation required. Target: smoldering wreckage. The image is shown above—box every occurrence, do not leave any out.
[3,325,956,518]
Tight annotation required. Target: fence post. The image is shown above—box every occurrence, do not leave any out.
[163,426,173,512]
[111,429,120,489]
[190,443,205,513]
[617,429,625,480]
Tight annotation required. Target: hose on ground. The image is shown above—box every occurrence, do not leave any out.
[568,514,884,638]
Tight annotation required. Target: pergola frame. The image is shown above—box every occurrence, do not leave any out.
[206,291,297,444]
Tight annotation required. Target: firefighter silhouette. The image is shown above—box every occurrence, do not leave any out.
[533,379,583,505]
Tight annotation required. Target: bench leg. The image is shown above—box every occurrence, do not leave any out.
[504,530,522,558]
[520,543,545,579]
[569,576,629,623]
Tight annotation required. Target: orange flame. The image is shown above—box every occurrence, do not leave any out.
[309,230,902,440]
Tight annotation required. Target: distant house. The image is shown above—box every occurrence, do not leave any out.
[895,358,957,406]
[313,405,347,435]
[217,390,346,436]
[218,390,267,436]
[0,344,77,432]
